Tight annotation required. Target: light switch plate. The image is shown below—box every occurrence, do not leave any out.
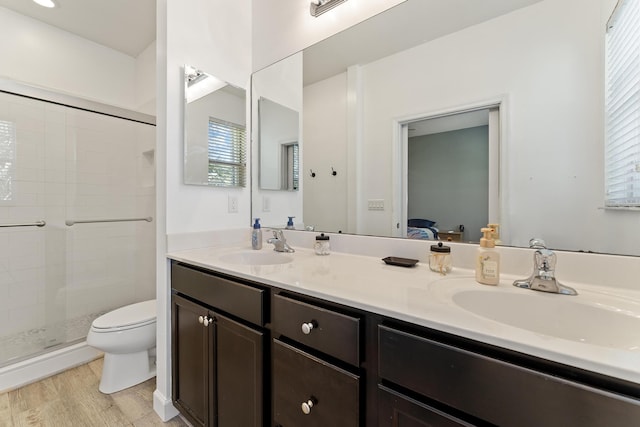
[228,195,238,213]
[368,199,385,211]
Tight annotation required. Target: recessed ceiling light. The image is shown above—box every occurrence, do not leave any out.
[33,0,56,8]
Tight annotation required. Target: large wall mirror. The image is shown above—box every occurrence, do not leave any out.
[251,0,638,256]
[184,65,246,186]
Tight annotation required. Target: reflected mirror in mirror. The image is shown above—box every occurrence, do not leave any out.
[258,97,300,191]
[251,0,637,256]
[184,65,247,187]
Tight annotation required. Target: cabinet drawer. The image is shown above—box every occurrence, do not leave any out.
[272,293,360,366]
[379,325,640,427]
[378,385,473,427]
[273,339,359,427]
[171,262,265,326]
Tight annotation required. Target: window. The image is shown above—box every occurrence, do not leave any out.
[207,117,246,187]
[605,0,640,207]
[0,120,15,201]
[282,142,299,191]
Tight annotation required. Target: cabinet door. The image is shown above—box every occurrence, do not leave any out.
[214,313,265,427]
[273,339,359,427]
[172,294,212,427]
[378,385,474,427]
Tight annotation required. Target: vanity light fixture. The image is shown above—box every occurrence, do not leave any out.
[310,0,348,17]
[33,0,56,8]
[185,65,227,103]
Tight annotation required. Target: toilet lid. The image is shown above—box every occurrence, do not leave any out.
[92,299,156,330]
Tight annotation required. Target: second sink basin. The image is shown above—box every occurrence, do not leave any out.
[427,277,640,351]
[453,290,640,349]
[219,250,294,265]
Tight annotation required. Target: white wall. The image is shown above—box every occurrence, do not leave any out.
[252,0,405,71]
[163,0,251,236]
[0,6,153,112]
[303,72,349,233]
[155,0,252,419]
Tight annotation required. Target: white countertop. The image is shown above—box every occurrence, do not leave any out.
[168,244,640,386]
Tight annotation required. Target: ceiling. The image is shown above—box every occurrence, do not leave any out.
[0,0,156,57]
[303,0,544,85]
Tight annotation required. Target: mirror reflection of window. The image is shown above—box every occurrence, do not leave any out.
[207,117,246,187]
[282,142,299,191]
[0,120,15,201]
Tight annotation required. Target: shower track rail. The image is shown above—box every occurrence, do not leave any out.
[65,217,153,226]
[0,220,46,228]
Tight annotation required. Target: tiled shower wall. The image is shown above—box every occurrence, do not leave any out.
[0,91,155,347]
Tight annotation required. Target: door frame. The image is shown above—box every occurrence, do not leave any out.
[391,97,508,239]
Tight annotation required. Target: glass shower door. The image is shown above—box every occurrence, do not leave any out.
[0,89,155,368]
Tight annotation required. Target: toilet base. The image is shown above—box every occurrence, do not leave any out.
[99,349,156,394]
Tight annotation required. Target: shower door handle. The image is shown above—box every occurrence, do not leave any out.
[0,220,46,228]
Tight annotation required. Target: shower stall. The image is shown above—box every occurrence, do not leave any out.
[0,81,156,372]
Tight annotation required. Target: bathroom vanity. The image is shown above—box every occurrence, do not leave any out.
[169,246,640,427]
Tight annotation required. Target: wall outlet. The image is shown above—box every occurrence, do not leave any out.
[228,195,238,213]
[263,196,271,212]
[368,199,385,211]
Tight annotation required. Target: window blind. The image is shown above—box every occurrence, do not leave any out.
[286,143,299,190]
[605,0,640,207]
[292,143,299,190]
[207,117,246,187]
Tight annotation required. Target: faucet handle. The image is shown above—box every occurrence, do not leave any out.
[528,238,547,249]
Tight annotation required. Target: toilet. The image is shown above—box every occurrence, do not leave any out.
[87,299,157,394]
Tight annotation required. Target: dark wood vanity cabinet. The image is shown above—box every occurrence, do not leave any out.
[271,292,364,427]
[378,385,473,427]
[378,324,640,427]
[170,260,640,427]
[272,339,360,427]
[171,262,266,427]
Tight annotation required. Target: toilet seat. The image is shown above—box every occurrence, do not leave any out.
[92,300,156,332]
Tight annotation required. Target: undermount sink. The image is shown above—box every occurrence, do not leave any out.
[429,278,640,350]
[218,250,294,266]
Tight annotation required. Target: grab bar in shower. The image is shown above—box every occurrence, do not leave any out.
[65,217,153,226]
[0,220,46,228]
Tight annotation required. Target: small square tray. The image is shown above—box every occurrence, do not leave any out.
[382,256,419,267]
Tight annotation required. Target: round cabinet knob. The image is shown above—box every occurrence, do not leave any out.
[301,399,314,415]
[301,322,315,335]
[203,316,213,327]
[198,315,204,324]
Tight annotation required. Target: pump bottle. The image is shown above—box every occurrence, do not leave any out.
[252,218,262,250]
[476,227,500,285]
[286,216,295,230]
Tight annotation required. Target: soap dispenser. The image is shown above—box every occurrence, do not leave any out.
[252,218,262,250]
[286,216,295,230]
[476,227,500,285]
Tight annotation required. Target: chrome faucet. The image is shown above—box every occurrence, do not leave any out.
[513,238,577,295]
[266,229,295,253]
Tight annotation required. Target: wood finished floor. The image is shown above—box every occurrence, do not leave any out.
[0,358,188,427]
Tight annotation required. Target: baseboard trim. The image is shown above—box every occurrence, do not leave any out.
[0,341,102,393]
[153,389,180,422]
